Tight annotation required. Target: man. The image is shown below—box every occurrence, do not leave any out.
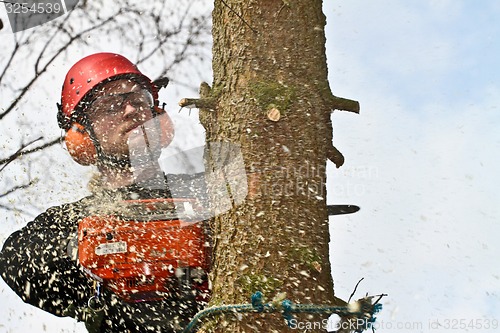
[0,53,207,332]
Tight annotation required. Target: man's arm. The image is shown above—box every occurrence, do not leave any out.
[0,203,92,317]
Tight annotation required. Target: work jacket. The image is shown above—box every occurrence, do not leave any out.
[0,178,202,333]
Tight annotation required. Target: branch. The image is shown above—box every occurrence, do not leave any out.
[0,202,33,215]
[0,137,62,170]
[0,9,121,121]
[327,144,345,168]
[178,97,216,110]
[0,179,37,199]
[0,176,40,215]
[0,37,20,84]
[348,277,365,303]
[330,95,360,113]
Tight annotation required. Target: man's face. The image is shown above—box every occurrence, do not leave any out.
[86,79,155,159]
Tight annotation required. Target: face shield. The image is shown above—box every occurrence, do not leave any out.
[127,114,248,221]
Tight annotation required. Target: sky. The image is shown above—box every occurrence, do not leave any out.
[324,1,500,331]
[1,0,499,332]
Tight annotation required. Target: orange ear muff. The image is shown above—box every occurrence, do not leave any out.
[64,123,97,165]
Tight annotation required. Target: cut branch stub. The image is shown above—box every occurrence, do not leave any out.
[178,82,216,111]
[266,107,281,121]
[178,97,216,111]
[328,144,345,168]
[331,95,360,113]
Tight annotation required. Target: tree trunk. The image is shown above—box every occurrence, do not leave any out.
[201,0,344,331]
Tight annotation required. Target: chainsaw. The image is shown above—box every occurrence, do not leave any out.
[78,198,210,304]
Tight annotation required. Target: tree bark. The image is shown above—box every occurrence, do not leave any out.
[202,0,346,331]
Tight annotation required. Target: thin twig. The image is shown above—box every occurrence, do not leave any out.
[372,293,388,305]
[0,202,32,215]
[348,277,365,303]
[0,179,37,199]
[0,9,120,121]
[0,137,62,170]
[0,137,42,172]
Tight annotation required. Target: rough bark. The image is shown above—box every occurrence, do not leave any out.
[201,0,347,331]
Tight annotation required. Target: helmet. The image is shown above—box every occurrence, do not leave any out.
[57,53,172,165]
[60,52,157,118]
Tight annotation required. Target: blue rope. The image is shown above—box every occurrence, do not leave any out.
[182,291,382,333]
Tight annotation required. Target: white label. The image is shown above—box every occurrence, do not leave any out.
[95,241,127,256]
[183,201,195,215]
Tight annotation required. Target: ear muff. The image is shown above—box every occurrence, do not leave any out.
[64,123,97,165]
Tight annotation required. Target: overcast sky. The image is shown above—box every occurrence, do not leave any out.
[1,1,499,332]
[325,1,499,331]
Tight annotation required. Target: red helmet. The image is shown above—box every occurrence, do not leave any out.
[57,53,172,165]
[60,52,156,118]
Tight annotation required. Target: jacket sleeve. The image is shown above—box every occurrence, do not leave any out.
[0,202,93,317]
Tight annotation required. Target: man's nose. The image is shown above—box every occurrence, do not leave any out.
[122,103,138,119]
